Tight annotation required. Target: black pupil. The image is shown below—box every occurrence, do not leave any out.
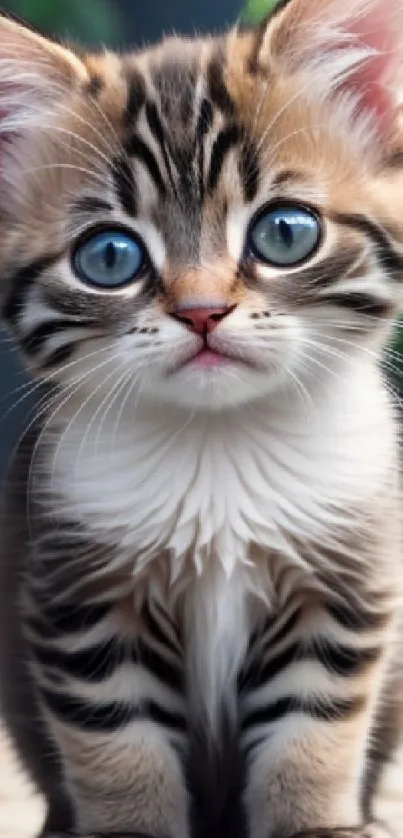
[278,219,294,249]
[104,241,117,269]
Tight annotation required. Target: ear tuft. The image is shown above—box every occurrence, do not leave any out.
[0,15,87,137]
[0,15,89,208]
[261,0,403,139]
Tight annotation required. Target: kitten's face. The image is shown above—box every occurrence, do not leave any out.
[1,1,403,412]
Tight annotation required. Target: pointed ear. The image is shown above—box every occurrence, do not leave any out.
[0,15,89,209]
[0,13,90,171]
[257,0,403,138]
[0,14,88,129]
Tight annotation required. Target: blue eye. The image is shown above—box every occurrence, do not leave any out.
[248,204,321,267]
[73,229,145,288]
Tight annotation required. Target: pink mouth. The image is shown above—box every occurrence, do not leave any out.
[188,348,232,368]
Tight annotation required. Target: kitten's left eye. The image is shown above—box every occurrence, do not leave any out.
[248,204,321,267]
[73,229,145,288]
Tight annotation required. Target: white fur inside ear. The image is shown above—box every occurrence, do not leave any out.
[266,0,403,139]
[0,65,60,133]
[0,18,86,137]
[0,19,88,213]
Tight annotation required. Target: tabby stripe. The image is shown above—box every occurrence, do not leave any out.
[143,604,181,656]
[126,134,167,196]
[31,637,128,682]
[72,196,113,215]
[40,689,186,732]
[239,642,298,692]
[40,689,137,731]
[41,343,76,370]
[196,98,214,142]
[240,637,377,692]
[124,69,146,127]
[265,608,301,647]
[137,640,184,693]
[310,638,381,677]
[21,319,93,355]
[326,600,390,632]
[38,602,112,636]
[239,139,260,202]
[111,156,138,216]
[246,608,300,658]
[146,701,186,731]
[3,255,60,325]
[241,609,301,689]
[85,74,104,98]
[207,125,240,193]
[295,249,362,292]
[271,169,307,190]
[316,291,392,317]
[244,250,360,294]
[153,600,182,643]
[333,212,403,278]
[261,642,299,681]
[145,101,177,193]
[206,55,235,116]
[196,97,214,200]
[241,695,364,729]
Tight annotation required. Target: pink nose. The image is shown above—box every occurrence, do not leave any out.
[173,306,230,335]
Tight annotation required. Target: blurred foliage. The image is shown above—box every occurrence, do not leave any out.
[241,0,278,23]
[3,0,123,46]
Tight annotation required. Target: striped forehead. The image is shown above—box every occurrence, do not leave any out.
[100,40,260,264]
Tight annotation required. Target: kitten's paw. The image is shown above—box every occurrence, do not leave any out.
[292,823,394,838]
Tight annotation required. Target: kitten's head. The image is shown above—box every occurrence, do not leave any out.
[1,0,403,412]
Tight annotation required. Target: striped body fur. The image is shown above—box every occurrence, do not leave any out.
[1,2,403,837]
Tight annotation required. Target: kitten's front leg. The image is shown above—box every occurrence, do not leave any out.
[25,577,189,838]
[30,593,189,838]
[240,592,399,838]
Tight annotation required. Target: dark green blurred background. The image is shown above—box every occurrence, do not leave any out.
[0,0,401,479]
[2,0,277,45]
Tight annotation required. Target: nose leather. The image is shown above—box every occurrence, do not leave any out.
[174,307,230,335]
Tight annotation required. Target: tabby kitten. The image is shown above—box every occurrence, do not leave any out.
[1,1,403,837]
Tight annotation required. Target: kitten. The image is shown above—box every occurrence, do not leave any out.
[0,1,403,837]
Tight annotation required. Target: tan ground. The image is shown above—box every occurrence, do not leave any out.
[0,726,402,838]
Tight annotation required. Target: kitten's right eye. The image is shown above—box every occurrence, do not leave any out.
[73,229,146,289]
[247,203,321,268]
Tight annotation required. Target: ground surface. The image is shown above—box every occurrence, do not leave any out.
[0,726,402,837]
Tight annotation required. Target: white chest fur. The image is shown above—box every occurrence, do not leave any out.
[49,362,393,573]
[46,362,395,721]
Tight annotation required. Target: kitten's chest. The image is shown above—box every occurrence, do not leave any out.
[51,412,337,581]
[48,398,388,588]
[46,391,394,727]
